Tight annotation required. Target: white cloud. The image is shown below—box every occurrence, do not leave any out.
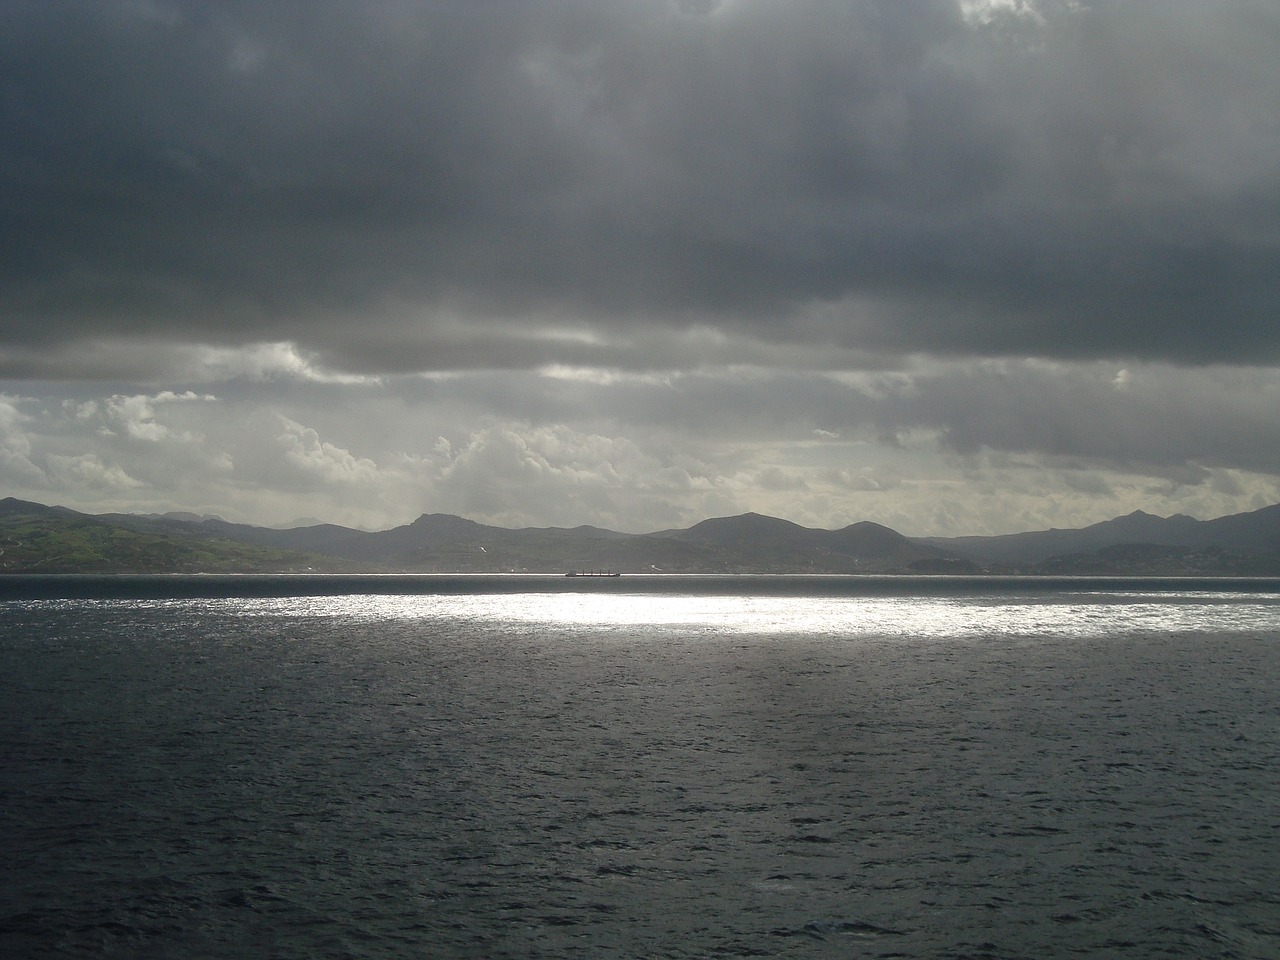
[184,343,378,384]
[428,425,736,531]
[91,390,216,443]
[3,355,1280,535]
[0,395,45,486]
[277,417,380,485]
[959,0,1053,27]
[48,454,144,491]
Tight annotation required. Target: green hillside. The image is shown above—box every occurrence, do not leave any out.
[0,509,345,574]
[4,497,1279,575]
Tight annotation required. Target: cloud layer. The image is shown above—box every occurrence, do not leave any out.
[3,0,1277,375]
[4,357,1279,534]
[2,1,1279,532]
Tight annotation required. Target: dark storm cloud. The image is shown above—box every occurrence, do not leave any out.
[2,0,1278,374]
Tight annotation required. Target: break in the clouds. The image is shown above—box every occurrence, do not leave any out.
[4,359,1280,535]
[2,1,1279,533]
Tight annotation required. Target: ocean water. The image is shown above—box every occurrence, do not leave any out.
[2,576,1278,959]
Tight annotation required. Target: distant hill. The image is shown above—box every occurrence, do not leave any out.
[922,504,1280,572]
[2,496,1279,575]
[0,498,349,574]
[661,513,973,573]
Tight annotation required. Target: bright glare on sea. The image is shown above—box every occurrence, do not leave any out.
[2,577,1278,959]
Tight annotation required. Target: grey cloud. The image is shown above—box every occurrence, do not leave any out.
[4,357,1280,533]
[615,360,1280,484]
[880,362,1280,479]
[2,0,1277,375]
[393,360,1280,484]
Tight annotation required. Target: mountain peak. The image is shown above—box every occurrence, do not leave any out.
[680,512,813,540]
[410,512,481,528]
[4,496,1279,574]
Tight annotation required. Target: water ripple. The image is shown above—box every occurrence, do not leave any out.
[2,590,1278,958]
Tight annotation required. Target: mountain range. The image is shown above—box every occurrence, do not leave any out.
[2,496,1279,575]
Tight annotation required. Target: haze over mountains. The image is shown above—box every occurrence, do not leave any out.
[3,497,1279,576]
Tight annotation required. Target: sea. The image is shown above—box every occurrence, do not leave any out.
[2,575,1278,960]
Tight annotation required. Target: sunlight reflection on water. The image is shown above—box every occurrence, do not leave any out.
[5,586,1279,960]
[202,590,1280,639]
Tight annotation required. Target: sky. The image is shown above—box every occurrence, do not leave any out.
[2,0,1279,535]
